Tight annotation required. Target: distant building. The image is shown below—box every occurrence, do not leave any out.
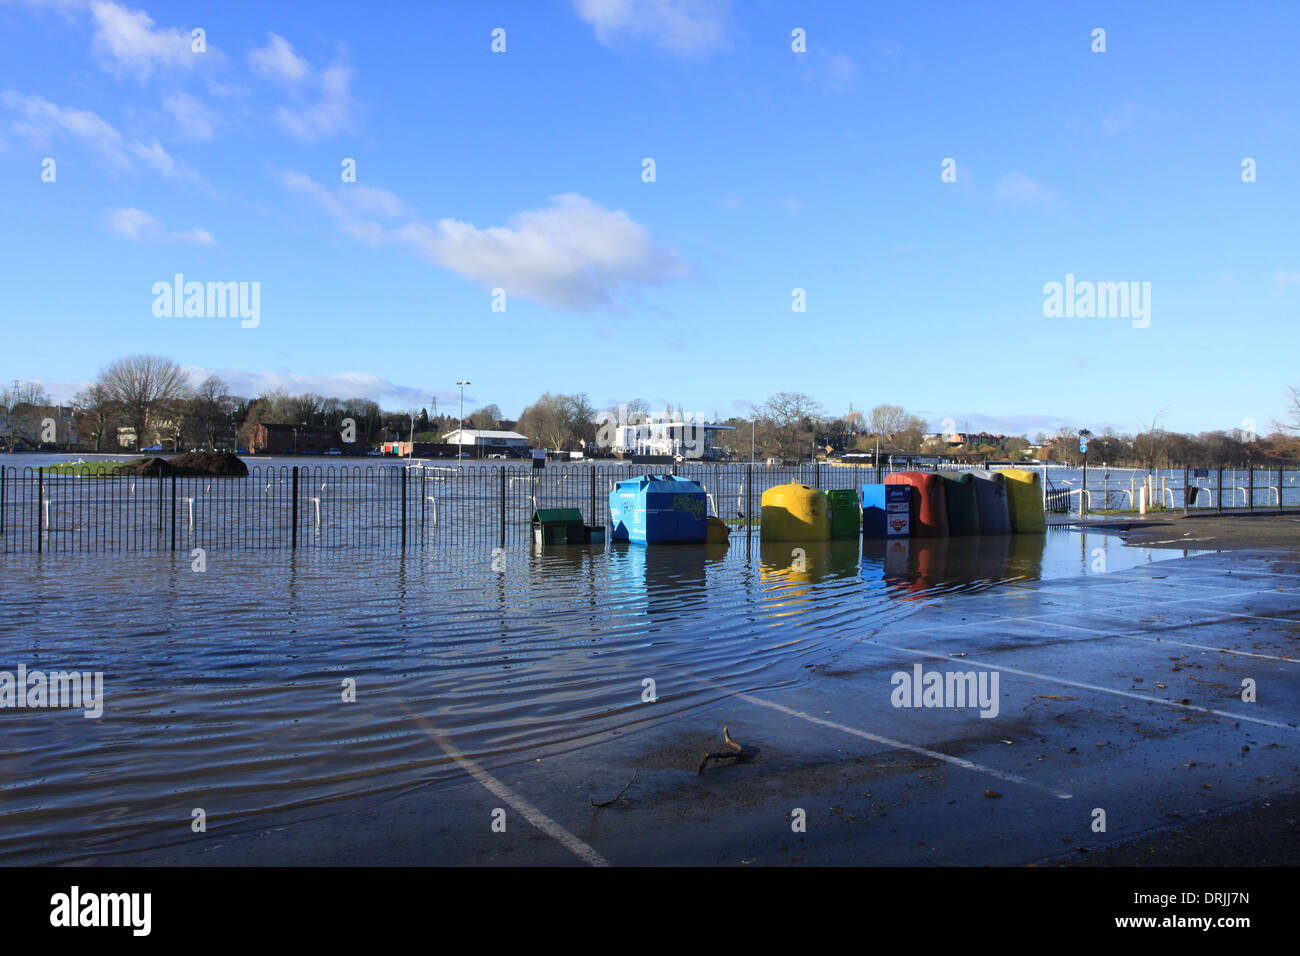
[442,429,530,448]
[249,423,345,454]
[610,419,735,460]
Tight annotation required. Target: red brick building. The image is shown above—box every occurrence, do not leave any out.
[248,423,345,455]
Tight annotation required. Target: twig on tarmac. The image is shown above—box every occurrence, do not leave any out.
[698,725,746,774]
[590,769,639,808]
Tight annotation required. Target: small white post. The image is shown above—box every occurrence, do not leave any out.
[1139,485,1147,515]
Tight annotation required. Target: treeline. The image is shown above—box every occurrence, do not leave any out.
[0,356,514,453]
[4,358,1300,466]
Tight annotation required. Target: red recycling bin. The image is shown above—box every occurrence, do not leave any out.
[885,471,949,538]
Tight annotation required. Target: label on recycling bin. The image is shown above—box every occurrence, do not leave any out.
[886,513,910,536]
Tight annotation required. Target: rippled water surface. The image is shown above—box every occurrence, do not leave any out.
[0,529,1203,863]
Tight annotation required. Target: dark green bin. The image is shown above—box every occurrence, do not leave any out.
[937,472,981,537]
[825,489,862,539]
[532,508,586,545]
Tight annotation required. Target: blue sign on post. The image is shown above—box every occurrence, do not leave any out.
[1079,439,1088,454]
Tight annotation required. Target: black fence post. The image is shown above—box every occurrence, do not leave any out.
[500,466,507,548]
[589,467,596,527]
[170,473,177,551]
[1182,465,1188,515]
[291,466,299,550]
[1217,467,1223,513]
[0,466,6,540]
[1279,466,1284,511]
[36,467,42,554]
[1249,465,1254,513]
[400,466,407,550]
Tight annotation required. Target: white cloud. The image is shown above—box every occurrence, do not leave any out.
[88,0,205,80]
[405,194,691,310]
[185,367,440,409]
[795,46,857,92]
[248,32,310,84]
[1,89,128,164]
[282,173,689,310]
[781,196,804,214]
[573,0,730,56]
[279,170,407,238]
[128,136,200,181]
[819,50,856,92]
[248,34,355,140]
[995,171,1059,206]
[162,90,216,140]
[1,89,200,180]
[108,206,159,238]
[273,63,355,140]
[174,226,214,244]
[1275,270,1300,287]
[108,206,214,243]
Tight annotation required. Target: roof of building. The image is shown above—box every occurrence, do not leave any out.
[442,429,529,440]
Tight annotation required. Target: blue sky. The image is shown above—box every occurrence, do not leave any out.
[1,0,1297,437]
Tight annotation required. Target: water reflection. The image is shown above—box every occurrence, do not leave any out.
[862,534,1046,598]
[0,528,1207,865]
[759,540,864,621]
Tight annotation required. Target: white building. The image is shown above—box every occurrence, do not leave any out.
[611,419,735,459]
[442,429,530,448]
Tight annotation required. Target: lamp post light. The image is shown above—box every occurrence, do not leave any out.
[1078,428,1092,517]
[456,380,470,469]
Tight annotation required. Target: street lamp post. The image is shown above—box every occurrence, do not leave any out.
[456,380,471,469]
[1078,428,1092,518]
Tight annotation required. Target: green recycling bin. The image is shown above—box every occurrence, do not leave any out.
[825,488,862,539]
[532,508,585,545]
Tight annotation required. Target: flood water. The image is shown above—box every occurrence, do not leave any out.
[0,529,1205,864]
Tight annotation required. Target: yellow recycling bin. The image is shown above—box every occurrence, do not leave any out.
[761,483,830,541]
[996,468,1046,533]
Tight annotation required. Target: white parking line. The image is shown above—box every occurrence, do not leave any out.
[884,645,1299,732]
[431,734,610,867]
[1011,613,1300,664]
[732,691,1075,800]
[666,663,1075,799]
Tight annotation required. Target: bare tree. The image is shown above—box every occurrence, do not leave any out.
[867,403,927,453]
[192,375,234,448]
[1281,385,1300,433]
[95,355,190,450]
[518,392,597,450]
[72,383,116,452]
[1134,407,1171,472]
[761,391,825,460]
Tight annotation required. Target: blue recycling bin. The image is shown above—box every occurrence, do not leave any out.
[862,483,911,538]
[609,474,708,544]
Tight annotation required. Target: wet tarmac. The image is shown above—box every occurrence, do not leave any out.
[63,539,1298,867]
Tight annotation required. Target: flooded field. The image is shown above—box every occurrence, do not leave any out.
[0,528,1202,864]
